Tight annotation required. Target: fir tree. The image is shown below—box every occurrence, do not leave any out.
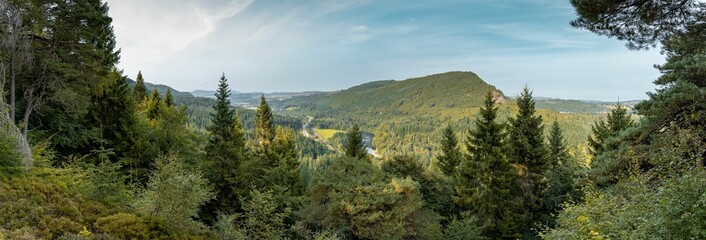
[165,88,174,107]
[543,120,578,227]
[147,88,161,120]
[507,86,547,236]
[436,125,461,176]
[203,74,247,219]
[134,71,147,102]
[255,95,275,147]
[344,124,366,158]
[587,102,633,156]
[455,92,521,238]
[208,74,235,141]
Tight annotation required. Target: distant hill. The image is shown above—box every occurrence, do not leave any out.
[533,97,641,114]
[267,71,600,160]
[190,90,324,109]
[126,78,194,99]
[276,71,503,115]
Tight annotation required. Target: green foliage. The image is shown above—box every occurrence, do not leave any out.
[0,130,22,173]
[297,156,441,239]
[94,213,150,239]
[435,125,461,176]
[217,190,290,240]
[587,103,633,157]
[202,74,249,220]
[443,213,486,240]
[570,0,696,50]
[147,88,162,120]
[542,121,581,228]
[256,95,276,148]
[134,71,148,102]
[455,92,521,238]
[507,87,548,236]
[134,154,214,232]
[382,155,458,221]
[344,123,366,158]
[543,168,706,239]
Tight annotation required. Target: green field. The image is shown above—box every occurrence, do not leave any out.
[314,128,344,140]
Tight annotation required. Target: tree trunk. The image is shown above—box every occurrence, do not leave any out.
[9,55,15,122]
[22,99,31,137]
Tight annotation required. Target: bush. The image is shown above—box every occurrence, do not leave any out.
[94,213,150,239]
[0,132,22,173]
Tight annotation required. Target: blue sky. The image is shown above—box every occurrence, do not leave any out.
[107,0,665,100]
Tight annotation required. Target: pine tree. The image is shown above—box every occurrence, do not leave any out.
[455,92,520,238]
[507,86,547,235]
[436,125,461,176]
[344,124,366,158]
[165,88,174,107]
[587,102,633,156]
[134,71,148,102]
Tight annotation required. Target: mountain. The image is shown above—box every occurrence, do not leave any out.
[276,71,502,114]
[127,78,194,99]
[533,97,641,114]
[190,90,324,109]
[269,71,598,160]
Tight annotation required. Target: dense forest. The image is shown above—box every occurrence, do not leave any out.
[1,0,705,239]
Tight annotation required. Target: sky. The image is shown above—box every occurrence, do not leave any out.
[106,0,666,101]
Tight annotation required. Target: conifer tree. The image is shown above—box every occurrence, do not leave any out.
[90,71,138,163]
[134,71,147,102]
[203,74,247,218]
[455,92,520,238]
[344,124,366,158]
[256,95,277,166]
[436,125,461,176]
[507,86,547,235]
[165,88,174,107]
[543,120,578,227]
[147,88,161,120]
[587,102,633,156]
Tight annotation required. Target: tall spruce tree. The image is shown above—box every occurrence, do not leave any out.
[202,74,247,219]
[455,92,521,238]
[164,88,174,107]
[543,120,578,227]
[256,95,277,166]
[507,86,548,236]
[436,125,461,176]
[344,124,366,158]
[134,71,147,102]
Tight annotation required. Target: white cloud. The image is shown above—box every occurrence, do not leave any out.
[107,0,253,70]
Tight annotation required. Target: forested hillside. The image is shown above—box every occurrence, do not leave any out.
[272,71,599,160]
[1,0,705,239]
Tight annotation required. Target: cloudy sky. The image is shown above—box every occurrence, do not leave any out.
[106,0,665,100]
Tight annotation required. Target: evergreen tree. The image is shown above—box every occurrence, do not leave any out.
[543,120,578,227]
[256,95,275,143]
[436,125,461,176]
[164,88,174,107]
[203,74,248,219]
[587,103,633,156]
[147,88,161,120]
[134,71,148,102]
[256,95,276,162]
[507,86,548,235]
[455,92,520,238]
[344,124,366,158]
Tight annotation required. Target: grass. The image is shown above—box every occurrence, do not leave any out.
[314,128,344,140]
